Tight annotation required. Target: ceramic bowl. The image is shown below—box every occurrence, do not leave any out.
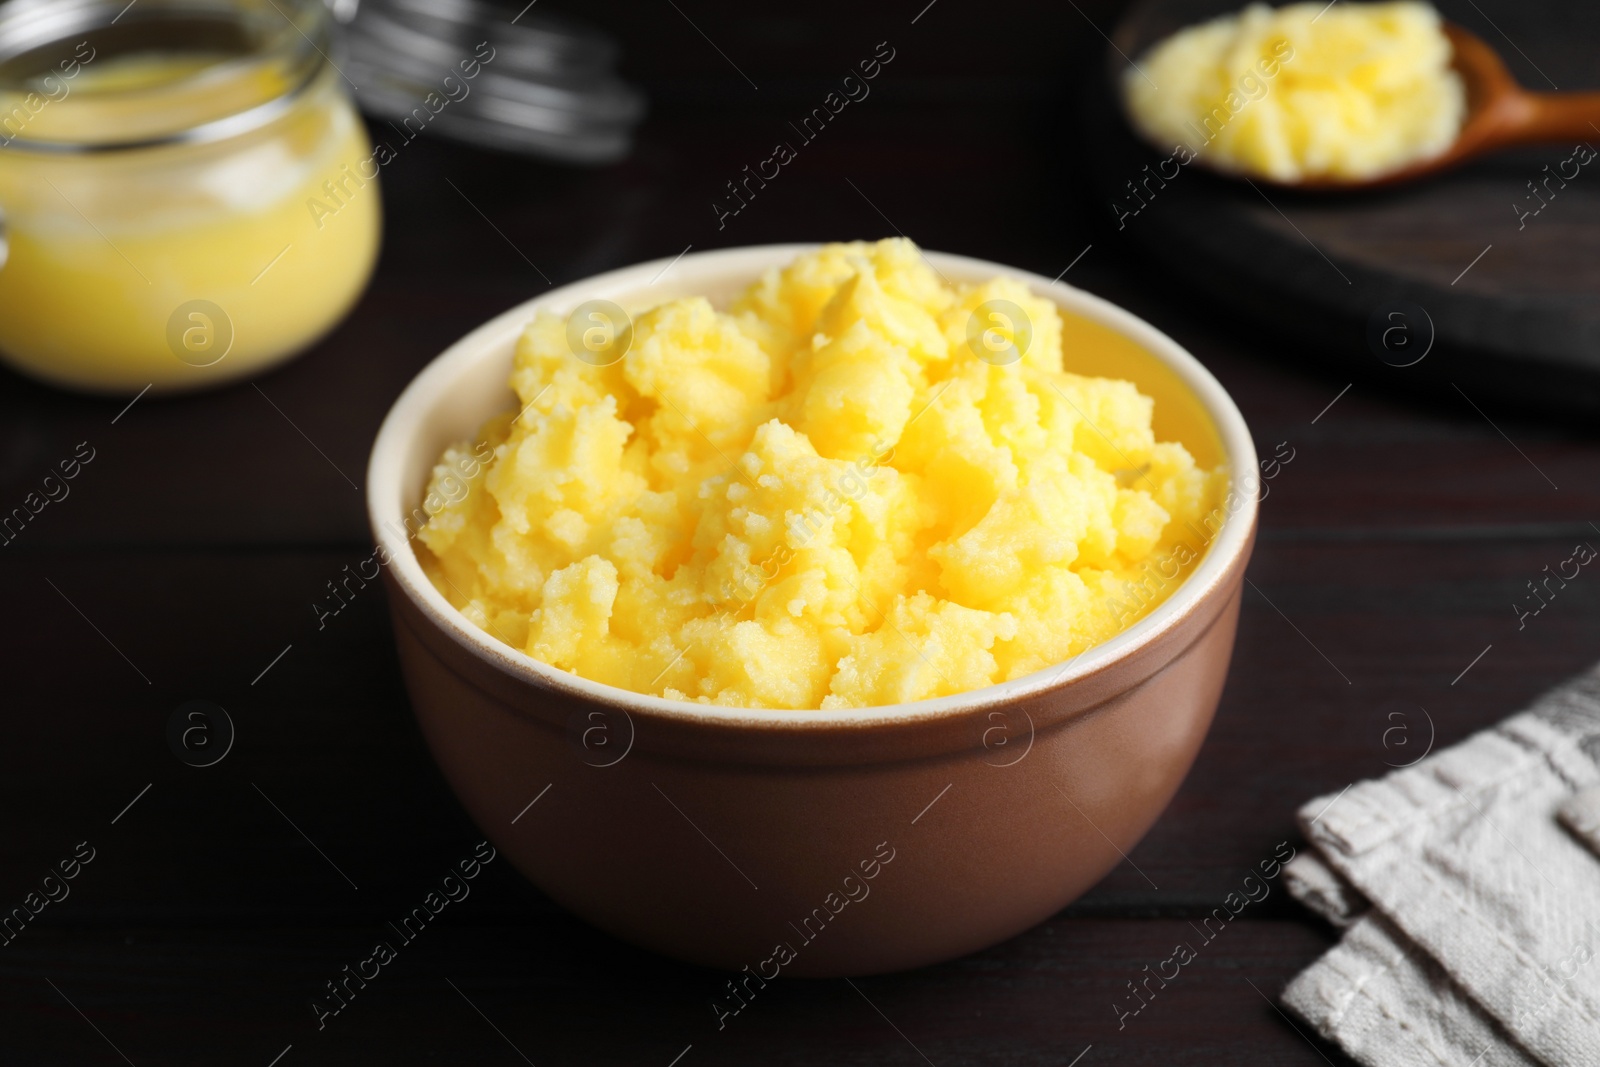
[367,244,1258,977]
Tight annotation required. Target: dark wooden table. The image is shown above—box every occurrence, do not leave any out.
[4,2,1597,1063]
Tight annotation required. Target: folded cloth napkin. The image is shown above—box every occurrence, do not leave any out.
[1282,665,1600,1067]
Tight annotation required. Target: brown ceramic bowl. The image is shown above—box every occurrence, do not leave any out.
[367,245,1259,978]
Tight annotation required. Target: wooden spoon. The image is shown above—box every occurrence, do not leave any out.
[1269,22,1600,190]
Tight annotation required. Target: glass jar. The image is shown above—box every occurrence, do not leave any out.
[0,0,381,393]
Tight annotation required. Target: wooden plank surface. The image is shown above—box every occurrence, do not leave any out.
[2,1,1597,1063]
[2,919,1341,1066]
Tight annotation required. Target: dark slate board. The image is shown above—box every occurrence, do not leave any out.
[1089,0,1600,414]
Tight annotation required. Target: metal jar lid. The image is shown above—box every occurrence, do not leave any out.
[337,0,644,164]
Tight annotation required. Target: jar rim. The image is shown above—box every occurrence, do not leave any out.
[0,0,334,153]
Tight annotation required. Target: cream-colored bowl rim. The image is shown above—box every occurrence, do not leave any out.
[367,244,1259,731]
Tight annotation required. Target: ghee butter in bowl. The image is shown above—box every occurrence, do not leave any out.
[415,240,1228,710]
[368,243,1258,974]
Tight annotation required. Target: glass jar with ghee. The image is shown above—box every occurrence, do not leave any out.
[0,0,381,393]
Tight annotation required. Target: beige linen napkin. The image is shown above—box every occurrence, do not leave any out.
[1282,666,1600,1067]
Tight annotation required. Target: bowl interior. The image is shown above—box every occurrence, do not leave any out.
[369,243,1258,728]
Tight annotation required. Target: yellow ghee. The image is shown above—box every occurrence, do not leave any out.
[0,49,380,393]
[1123,1,1466,182]
[419,240,1227,710]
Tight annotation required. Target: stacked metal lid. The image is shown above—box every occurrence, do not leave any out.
[337,0,644,163]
